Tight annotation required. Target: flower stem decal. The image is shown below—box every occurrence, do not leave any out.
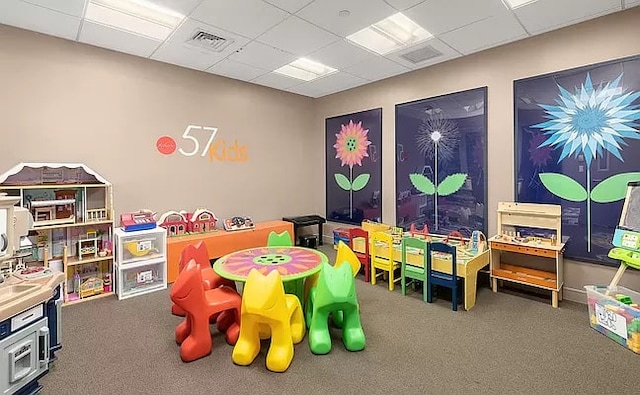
[410,114,465,230]
[534,73,640,251]
[333,120,371,218]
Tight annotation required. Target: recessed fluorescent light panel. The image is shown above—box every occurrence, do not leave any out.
[346,13,432,55]
[85,0,185,41]
[502,0,540,9]
[274,58,337,81]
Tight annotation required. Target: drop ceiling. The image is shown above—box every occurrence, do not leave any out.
[1,0,637,98]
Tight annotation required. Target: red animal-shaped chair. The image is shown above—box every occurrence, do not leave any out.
[171,259,242,362]
[171,241,236,317]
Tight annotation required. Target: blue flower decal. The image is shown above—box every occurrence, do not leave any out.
[535,73,640,166]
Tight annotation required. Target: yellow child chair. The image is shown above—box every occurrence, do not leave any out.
[232,269,305,373]
[370,231,400,291]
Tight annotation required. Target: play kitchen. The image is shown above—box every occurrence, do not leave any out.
[0,193,64,395]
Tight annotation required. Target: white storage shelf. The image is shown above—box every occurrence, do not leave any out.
[116,257,167,300]
[114,227,166,265]
[114,227,167,300]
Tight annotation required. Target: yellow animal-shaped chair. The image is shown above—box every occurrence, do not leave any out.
[232,269,305,372]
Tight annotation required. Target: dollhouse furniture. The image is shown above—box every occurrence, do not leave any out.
[306,261,365,355]
[427,242,460,311]
[282,215,326,246]
[171,241,236,316]
[401,237,428,302]
[166,220,293,283]
[114,227,167,300]
[231,269,305,372]
[171,259,241,362]
[0,163,115,306]
[370,231,400,291]
[489,202,565,308]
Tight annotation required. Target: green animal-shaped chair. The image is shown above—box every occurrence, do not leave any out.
[305,261,366,355]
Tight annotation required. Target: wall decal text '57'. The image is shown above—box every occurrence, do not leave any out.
[155,125,248,162]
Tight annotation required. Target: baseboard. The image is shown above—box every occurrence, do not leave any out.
[563,287,587,304]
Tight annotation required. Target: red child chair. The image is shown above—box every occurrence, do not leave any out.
[348,227,370,282]
[171,259,242,362]
[171,241,236,316]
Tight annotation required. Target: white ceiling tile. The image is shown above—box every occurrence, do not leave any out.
[514,0,622,35]
[79,21,161,57]
[263,0,314,13]
[288,71,369,97]
[384,0,427,11]
[228,41,297,71]
[296,0,396,37]
[386,37,460,69]
[22,0,86,17]
[206,58,268,81]
[439,12,527,55]
[306,39,376,70]
[143,0,203,15]
[190,0,288,39]
[151,18,248,70]
[251,72,303,90]
[404,0,507,35]
[257,16,340,55]
[343,56,410,81]
[0,0,80,40]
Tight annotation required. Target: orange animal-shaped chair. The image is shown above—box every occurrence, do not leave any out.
[171,241,236,319]
[232,269,305,372]
[171,259,242,362]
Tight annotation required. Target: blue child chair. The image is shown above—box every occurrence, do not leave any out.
[426,241,460,311]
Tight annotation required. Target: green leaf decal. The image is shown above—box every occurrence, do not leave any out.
[351,173,370,191]
[539,173,587,202]
[334,173,352,191]
[591,172,640,203]
[437,173,467,196]
[409,173,435,195]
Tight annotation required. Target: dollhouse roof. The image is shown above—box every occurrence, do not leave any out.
[190,208,217,222]
[0,162,111,186]
[158,210,187,224]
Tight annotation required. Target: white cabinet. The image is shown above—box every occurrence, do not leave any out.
[114,227,167,300]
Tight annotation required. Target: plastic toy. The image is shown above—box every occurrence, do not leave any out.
[170,259,241,362]
[306,261,365,355]
[232,269,304,372]
[119,210,156,232]
[158,208,218,237]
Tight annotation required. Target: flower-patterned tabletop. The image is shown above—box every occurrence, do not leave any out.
[213,247,327,282]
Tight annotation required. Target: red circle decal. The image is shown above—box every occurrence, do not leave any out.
[156,136,176,155]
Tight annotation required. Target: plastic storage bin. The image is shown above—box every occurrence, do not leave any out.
[114,227,166,265]
[116,258,167,300]
[584,285,640,354]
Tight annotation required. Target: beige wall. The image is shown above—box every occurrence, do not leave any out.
[0,24,317,223]
[314,7,640,302]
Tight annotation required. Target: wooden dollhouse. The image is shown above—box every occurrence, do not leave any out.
[0,162,115,305]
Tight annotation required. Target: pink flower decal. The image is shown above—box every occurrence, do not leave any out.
[334,120,371,167]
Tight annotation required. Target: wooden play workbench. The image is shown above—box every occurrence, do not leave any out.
[166,220,293,283]
[489,202,565,308]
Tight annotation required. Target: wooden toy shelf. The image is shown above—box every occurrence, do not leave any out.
[489,202,566,308]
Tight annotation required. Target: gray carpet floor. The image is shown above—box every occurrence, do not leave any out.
[40,245,638,395]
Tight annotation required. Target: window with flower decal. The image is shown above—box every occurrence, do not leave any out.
[515,55,640,265]
[325,109,382,225]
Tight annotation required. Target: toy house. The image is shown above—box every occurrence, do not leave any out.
[158,210,188,236]
[185,208,217,233]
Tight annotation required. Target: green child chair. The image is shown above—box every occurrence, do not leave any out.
[401,236,428,302]
[267,230,293,247]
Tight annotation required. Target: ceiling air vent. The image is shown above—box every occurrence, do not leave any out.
[187,30,234,52]
[400,44,443,64]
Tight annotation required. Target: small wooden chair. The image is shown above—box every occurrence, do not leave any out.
[370,231,400,291]
[401,236,428,301]
[426,241,460,311]
[348,227,370,282]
